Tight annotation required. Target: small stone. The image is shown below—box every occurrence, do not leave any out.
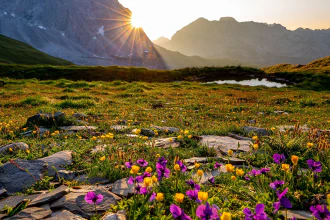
[59,126,97,131]
[57,170,77,181]
[90,145,107,154]
[21,127,50,137]
[146,137,180,148]
[183,157,210,165]
[6,207,52,220]
[101,212,126,220]
[110,125,128,132]
[242,126,269,136]
[28,185,70,206]
[45,210,86,220]
[247,119,256,124]
[110,178,134,197]
[73,113,88,119]
[150,125,180,133]
[218,156,246,165]
[0,142,29,155]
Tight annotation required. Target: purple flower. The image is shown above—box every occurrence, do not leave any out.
[84,191,103,205]
[158,156,168,166]
[273,188,292,213]
[177,160,187,172]
[186,189,201,203]
[156,162,170,181]
[243,203,270,220]
[208,176,215,184]
[310,205,330,220]
[259,168,270,174]
[273,154,286,164]
[125,161,133,169]
[150,192,156,202]
[128,176,135,185]
[196,202,219,220]
[134,184,149,195]
[170,204,192,220]
[136,159,148,167]
[269,180,285,190]
[307,159,322,173]
[214,162,221,169]
[135,172,152,183]
[186,179,201,190]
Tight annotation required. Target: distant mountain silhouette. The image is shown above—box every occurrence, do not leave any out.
[158,17,330,66]
[153,37,170,45]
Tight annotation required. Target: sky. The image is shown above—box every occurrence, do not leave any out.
[119,0,330,41]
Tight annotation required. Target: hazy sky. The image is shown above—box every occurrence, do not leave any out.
[119,0,330,40]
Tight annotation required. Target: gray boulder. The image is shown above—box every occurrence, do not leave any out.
[150,125,180,133]
[27,112,65,126]
[0,142,29,155]
[243,126,269,136]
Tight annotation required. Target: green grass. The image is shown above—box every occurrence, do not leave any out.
[0,34,72,65]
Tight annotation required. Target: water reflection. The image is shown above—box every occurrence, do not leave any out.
[207,78,287,88]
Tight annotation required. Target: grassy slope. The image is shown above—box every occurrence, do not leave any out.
[0,34,72,65]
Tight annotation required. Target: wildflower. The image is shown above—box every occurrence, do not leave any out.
[99,156,106,161]
[145,167,152,173]
[225,164,235,173]
[176,160,187,172]
[252,136,258,141]
[8,148,13,152]
[156,161,170,181]
[186,179,201,190]
[158,156,168,166]
[152,175,158,183]
[273,188,292,213]
[177,135,183,140]
[135,184,148,195]
[269,180,285,190]
[136,159,148,167]
[170,204,192,220]
[259,168,270,174]
[273,154,286,164]
[195,162,201,168]
[25,149,30,154]
[220,212,232,220]
[169,138,173,142]
[188,135,193,139]
[196,202,219,220]
[243,203,270,220]
[184,130,189,135]
[307,142,314,148]
[227,150,233,156]
[150,191,156,202]
[307,159,322,173]
[291,155,299,165]
[156,193,164,202]
[231,176,237,181]
[175,193,185,203]
[197,170,204,176]
[281,164,290,172]
[186,189,201,203]
[214,162,221,169]
[84,191,103,205]
[125,161,133,169]
[271,127,276,131]
[253,144,259,150]
[208,176,215,184]
[134,129,141,135]
[198,192,208,202]
[130,165,140,174]
[144,177,153,187]
[135,172,151,183]
[174,164,181,171]
[156,153,161,158]
[236,168,245,177]
[310,205,330,220]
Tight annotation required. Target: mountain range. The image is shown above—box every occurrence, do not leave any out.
[155,17,330,67]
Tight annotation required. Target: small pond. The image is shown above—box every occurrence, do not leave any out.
[206,78,287,88]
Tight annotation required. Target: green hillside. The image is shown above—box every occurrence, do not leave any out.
[0,34,72,65]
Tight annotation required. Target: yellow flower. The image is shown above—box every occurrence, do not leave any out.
[8,147,13,152]
[177,135,183,140]
[152,175,158,183]
[227,149,233,156]
[225,164,235,173]
[198,192,208,202]
[197,170,204,176]
[236,168,245,177]
[100,156,106,161]
[184,130,189,135]
[291,155,299,165]
[231,176,237,181]
[174,193,185,203]
[195,162,201,169]
[169,138,173,142]
[144,177,152,187]
[271,127,276,131]
[253,144,259,150]
[134,129,141,135]
[307,142,314,148]
[252,136,258,141]
[282,164,290,172]
[156,154,161,158]
[22,128,27,131]
[25,149,30,154]
[221,212,232,220]
[188,135,192,139]
[174,164,181,171]
[115,165,119,169]
[130,165,140,174]
[156,193,164,202]
[145,167,152,173]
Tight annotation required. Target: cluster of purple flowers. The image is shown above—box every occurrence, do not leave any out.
[273,154,286,164]
[243,204,270,220]
[125,158,149,169]
[244,168,270,180]
[307,159,322,173]
[156,156,170,181]
[273,188,292,213]
[310,204,330,220]
[196,202,219,220]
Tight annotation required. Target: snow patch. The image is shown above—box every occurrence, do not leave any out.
[97,26,104,36]
[11,13,15,17]
[38,26,47,30]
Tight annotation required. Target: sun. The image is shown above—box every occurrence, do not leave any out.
[130,14,143,28]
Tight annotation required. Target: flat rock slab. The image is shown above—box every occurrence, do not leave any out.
[74,176,111,185]
[21,127,50,137]
[110,178,134,197]
[7,207,52,220]
[200,136,251,152]
[110,125,128,132]
[277,125,310,133]
[285,210,312,220]
[102,213,126,220]
[184,157,210,165]
[193,169,225,184]
[59,126,97,131]
[0,142,29,155]
[218,156,246,165]
[0,194,39,211]
[0,151,72,194]
[243,126,269,136]
[145,137,180,148]
[228,133,252,141]
[150,126,180,133]
[28,185,70,207]
[45,210,86,220]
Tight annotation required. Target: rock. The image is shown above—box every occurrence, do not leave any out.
[28,185,70,207]
[0,189,7,198]
[90,145,107,154]
[242,126,269,136]
[285,210,312,220]
[110,178,134,197]
[145,137,180,148]
[132,128,155,137]
[110,125,128,132]
[247,119,256,124]
[150,126,180,133]
[27,112,65,126]
[45,210,86,220]
[277,125,310,133]
[227,133,252,141]
[257,112,264,115]
[21,127,50,137]
[50,193,90,218]
[218,156,246,165]
[125,134,139,138]
[73,113,88,119]
[184,157,210,165]
[0,194,39,211]
[274,111,289,115]
[101,213,126,220]
[200,135,251,152]
[0,142,29,155]
[57,170,77,181]
[59,126,97,132]
[0,151,72,194]
[193,169,224,184]
[7,207,52,220]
